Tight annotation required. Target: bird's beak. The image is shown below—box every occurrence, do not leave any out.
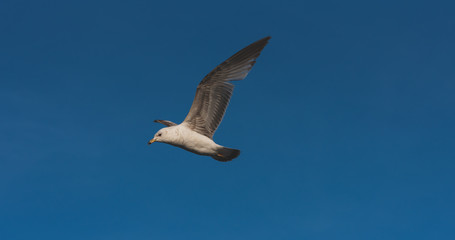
[148,138,156,145]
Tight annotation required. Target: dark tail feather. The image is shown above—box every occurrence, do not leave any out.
[212,147,240,162]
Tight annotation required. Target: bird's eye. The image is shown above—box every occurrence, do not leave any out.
[158,133,162,137]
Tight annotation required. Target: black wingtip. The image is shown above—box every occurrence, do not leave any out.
[252,36,270,44]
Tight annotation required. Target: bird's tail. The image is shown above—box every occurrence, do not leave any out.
[212,147,240,162]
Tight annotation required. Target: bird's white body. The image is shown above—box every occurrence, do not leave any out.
[155,124,222,156]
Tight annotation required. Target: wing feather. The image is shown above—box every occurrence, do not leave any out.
[182,37,271,138]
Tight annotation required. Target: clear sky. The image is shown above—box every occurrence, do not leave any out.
[1,0,454,239]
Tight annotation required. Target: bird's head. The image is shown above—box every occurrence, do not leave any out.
[148,127,175,144]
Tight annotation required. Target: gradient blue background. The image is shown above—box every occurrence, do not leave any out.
[1,0,454,239]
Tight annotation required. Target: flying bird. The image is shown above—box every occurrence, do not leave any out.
[148,36,271,162]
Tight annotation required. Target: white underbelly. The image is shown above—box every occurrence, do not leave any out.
[175,126,220,155]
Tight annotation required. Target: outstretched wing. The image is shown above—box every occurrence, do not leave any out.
[182,37,271,138]
[154,120,177,127]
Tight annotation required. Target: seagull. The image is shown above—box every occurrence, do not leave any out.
[148,36,271,162]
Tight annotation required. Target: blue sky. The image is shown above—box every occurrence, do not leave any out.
[1,0,454,239]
